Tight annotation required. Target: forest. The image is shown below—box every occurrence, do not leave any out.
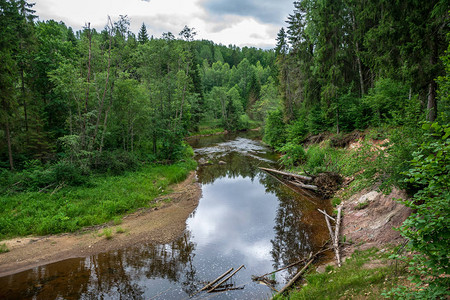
[0,1,277,182]
[0,0,449,298]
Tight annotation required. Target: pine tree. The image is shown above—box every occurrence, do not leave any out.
[137,22,149,44]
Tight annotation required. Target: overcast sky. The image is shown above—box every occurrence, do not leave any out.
[33,0,294,49]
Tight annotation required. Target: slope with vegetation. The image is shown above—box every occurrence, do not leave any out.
[265,0,449,298]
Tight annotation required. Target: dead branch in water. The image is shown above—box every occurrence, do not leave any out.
[290,180,319,191]
[263,170,318,201]
[191,267,233,297]
[275,257,315,296]
[317,208,336,221]
[208,265,245,293]
[259,167,313,182]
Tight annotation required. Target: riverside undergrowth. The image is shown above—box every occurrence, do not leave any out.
[0,159,196,239]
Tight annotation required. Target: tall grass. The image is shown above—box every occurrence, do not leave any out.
[0,159,196,240]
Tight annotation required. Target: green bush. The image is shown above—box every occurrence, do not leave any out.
[263,109,286,148]
[286,119,308,143]
[93,150,140,175]
[387,121,450,299]
[53,161,87,186]
[278,143,306,168]
[305,145,327,174]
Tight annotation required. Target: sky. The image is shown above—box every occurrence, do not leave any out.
[33,0,294,49]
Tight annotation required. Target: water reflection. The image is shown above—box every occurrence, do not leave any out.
[0,133,330,299]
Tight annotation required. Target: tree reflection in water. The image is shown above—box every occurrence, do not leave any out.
[0,231,197,299]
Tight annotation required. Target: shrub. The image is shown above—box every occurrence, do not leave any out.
[305,145,327,174]
[52,161,87,186]
[263,109,286,148]
[278,143,306,168]
[286,119,308,144]
[387,121,450,299]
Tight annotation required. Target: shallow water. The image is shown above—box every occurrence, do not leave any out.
[0,132,331,299]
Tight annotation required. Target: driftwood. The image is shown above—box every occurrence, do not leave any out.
[263,170,318,201]
[317,208,336,221]
[260,278,278,292]
[191,267,233,297]
[208,265,245,293]
[259,167,313,182]
[209,286,245,293]
[275,257,315,296]
[252,257,308,281]
[290,180,319,191]
[334,206,342,267]
[321,206,342,267]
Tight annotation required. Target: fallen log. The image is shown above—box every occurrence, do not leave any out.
[317,208,336,221]
[259,167,313,182]
[208,265,245,293]
[290,180,319,191]
[263,170,318,201]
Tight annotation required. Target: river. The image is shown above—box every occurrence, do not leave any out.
[0,132,330,299]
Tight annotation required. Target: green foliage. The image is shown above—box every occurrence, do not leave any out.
[331,197,341,207]
[93,150,140,175]
[388,121,450,299]
[0,243,9,253]
[305,146,327,174]
[0,159,196,239]
[286,119,308,144]
[276,248,403,300]
[278,143,306,168]
[263,109,286,148]
[100,228,113,240]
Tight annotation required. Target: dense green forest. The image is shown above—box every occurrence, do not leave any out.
[0,1,278,183]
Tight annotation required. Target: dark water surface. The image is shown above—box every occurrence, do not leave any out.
[0,132,330,299]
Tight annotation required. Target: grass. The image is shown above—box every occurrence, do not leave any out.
[115,227,125,234]
[0,243,9,253]
[99,228,113,240]
[274,248,408,300]
[0,159,196,240]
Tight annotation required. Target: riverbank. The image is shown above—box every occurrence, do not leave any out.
[0,171,201,277]
[272,132,415,299]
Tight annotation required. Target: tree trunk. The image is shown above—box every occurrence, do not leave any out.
[5,120,14,170]
[427,81,437,122]
[99,82,114,154]
[427,38,438,122]
[91,22,112,149]
[336,106,340,134]
[21,69,28,132]
[351,13,365,96]
[82,23,92,149]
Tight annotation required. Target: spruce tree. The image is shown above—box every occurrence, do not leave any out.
[137,22,149,44]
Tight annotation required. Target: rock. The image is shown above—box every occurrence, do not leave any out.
[356,191,379,206]
[218,161,226,165]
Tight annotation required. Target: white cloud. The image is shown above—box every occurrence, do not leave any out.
[33,0,291,48]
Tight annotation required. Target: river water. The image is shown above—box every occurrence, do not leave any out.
[0,132,330,299]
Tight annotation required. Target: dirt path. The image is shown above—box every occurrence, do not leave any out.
[0,171,201,278]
